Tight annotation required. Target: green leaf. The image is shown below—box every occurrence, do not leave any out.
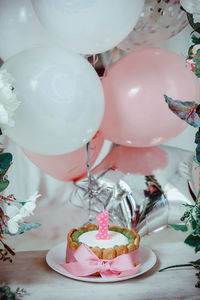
[187,13,200,33]
[195,280,200,288]
[0,284,16,300]
[191,34,200,45]
[168,224,188,232]
[0,152,12,171]
[0,178,9,192]
[16,222,41,234]
[194,62,200,78]
[195,205,200,215]
[196,145,200,164]
[2,222,41,235]
[193,155,200,165]
[195,243,200,253]
[184,234,200,252]
[193,225,200,237]
[190,214,197,230]
[183,204,195,208]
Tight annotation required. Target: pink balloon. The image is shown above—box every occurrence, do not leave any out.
[23,132,104,181]
[93,145,168,176]
[100,47,200,147]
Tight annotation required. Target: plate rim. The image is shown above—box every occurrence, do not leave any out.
[46,242,157,283]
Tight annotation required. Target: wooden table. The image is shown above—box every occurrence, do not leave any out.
[1,229,200,300]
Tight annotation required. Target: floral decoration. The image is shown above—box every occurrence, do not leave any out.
[160,7,200,288]
[0,69,20,131]
[0,69,41,263]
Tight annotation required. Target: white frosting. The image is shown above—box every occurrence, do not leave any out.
[78,230,128,248]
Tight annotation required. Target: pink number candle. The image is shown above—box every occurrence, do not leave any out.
[96,210,111,240]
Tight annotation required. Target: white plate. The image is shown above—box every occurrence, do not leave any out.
[46,242,156,283]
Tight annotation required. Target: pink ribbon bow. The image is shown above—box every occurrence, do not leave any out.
[60,244,140,278]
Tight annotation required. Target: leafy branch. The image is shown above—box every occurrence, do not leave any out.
[162,15,200,282]
[169,203,200,252]
[159,202,200,287]
[0,283,29,299]
[0,145,41,262]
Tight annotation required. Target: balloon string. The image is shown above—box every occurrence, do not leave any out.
[92,54,98,68]
[85,142,92,221]
[85,142,92,187]
[85,141,99,221]
[84,54,98,69]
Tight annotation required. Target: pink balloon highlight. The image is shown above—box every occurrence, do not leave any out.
[23,132,104,182]
[100,47,200,147]
[96,210,110,240]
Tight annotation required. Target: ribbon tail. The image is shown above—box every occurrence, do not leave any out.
[100,264,141,279]
[60,261,98,277]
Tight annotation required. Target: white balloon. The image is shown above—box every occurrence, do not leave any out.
[2,45,104,155]
[0,0,50,61]
[31,0,145,54]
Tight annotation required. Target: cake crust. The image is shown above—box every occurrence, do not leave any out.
[67,224,140,260]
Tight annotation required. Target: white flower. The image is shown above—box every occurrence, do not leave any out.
[5,192,41,234]
[180,0,200,15]
[0,69,20,130]
[7,214,22,234]
[20,192,41,218]
[193,14,200,23]
[6,204,22,234]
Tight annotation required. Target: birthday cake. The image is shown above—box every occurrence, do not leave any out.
[61,211,140,278]
[67,223,140,260]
